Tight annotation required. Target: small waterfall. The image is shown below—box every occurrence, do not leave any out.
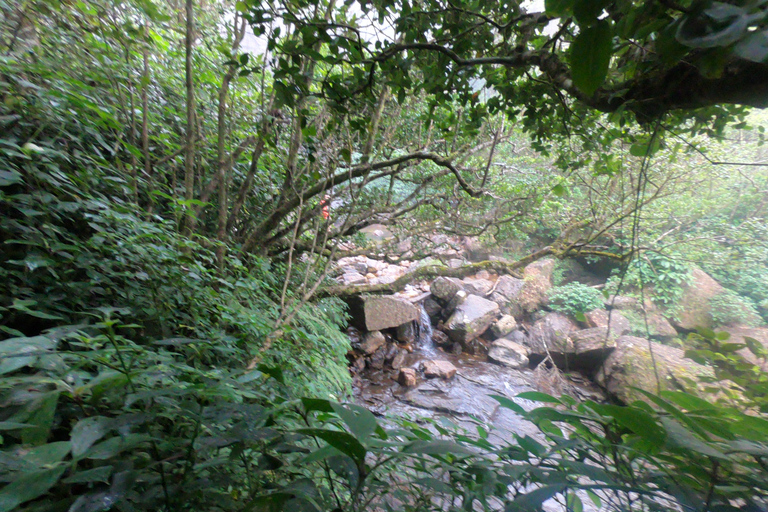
[417,303,434,353]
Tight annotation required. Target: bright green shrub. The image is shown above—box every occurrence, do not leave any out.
[547,282,604,316]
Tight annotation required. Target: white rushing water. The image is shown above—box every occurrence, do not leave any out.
[417,303,435,354]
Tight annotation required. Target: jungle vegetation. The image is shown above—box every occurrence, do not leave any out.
[1,0,768,510]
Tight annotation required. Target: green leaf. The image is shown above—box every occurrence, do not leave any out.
[297,428,366,464]
[659,391,716,412]
[573,0,610,26]
[23,392,59,445]
[63,466,113,484]
[331,403,378,440]
[569,20,613,95]
[490,395,525,415]
[516,391,562,404]
[593,404,666,447]
[71,416,110,458]
[25,441,71,466]
[744,337,767,358]
[734,31,768,63]
[551,183,567,197]
[660,417,726,459]
[301,398,334,413]
[0,170,21,187]
[676,3,748,49]
[0,465,67,512]
[545,0,573,17]
[509,484,567,511]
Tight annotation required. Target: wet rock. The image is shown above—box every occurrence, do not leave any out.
[463,338,488,355]
[432,329,451,347]
[397,368,418,387]
[444,290,468,318]
[450,342,463,355]
[672,267,724,330]
[462,237,490,261]
[584,309,630,336]
[351,355,366,372]
[359,296,419,331]
[527,312,578,358]
[462,277,494,296]
[603,295,639,310]
[360,331,387,355]
[368,346,387,370]
[507,330,528,345]
[646,312,679,341]
[518,258,556,314]
[395,322,416,344]
[569,327,617,370]
[489,275,525,317]
[448,259,465,268]
[444,294,500,343]
[422,360,458,379]
[430,277,465,303]
[596,335,714,404]
[423,297,442,322]
[476,270,492,280]
[490,314,518,338]
[390,349,408,370]
[342,272,367,285]
[488,338,530,369]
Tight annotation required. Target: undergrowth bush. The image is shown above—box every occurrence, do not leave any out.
[605,254,691,308]
[547,282,604,316]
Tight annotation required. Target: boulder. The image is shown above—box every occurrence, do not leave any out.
[398,368,417,387]
[462,237,490,261]
[447,259,465,268]
[422,359,458,379]
[596,335,714,404]
[604,295,640,310]
[423,297,442,322]
[671,268,724,331]
[475,270,492,280]
[463,338,488,355]
[646,312,679,341]
[526,312,578,358]
[518,258,556,314]
[395,322,416,344]
[360,331,386,355]
[489,275,525,316]
[432,329,451,347]
[390,350,408,370]
[444,290,468,318]
[356,296,419,331]
[341,272,367,286]
[462,277,494,296]
[490,315,517,338]
[568,327,617,370]
[444,295,500,343]
[488,338,530,369]
[584,309,631,336]
[430,277,466,303]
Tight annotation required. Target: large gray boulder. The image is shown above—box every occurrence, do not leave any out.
[444,295,500,343]
[489,275,525,316]
[518,258,556,314]
[584,309,630,336]
[355,295,419,331]
[568,327,618,370]
[670,268,724,331]
[462,277,494,296]
[490,315,518,338]
[596,335,713,404]
[359,331,386,355]
[488,338,530,369]
[430,277,465,303]
[526,312,578,357]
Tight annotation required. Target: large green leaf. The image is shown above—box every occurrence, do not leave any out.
[330,402,378,440]
[593,404,666,447]
[402,439,476,456]
[297,428,366,464]
[569,20,613,95]
[71,416,111,458]
[0,465,67,512]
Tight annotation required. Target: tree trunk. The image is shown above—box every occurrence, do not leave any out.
[182,0,196,235]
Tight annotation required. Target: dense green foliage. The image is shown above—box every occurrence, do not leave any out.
[547,283,604,318]
[2,0,768,510]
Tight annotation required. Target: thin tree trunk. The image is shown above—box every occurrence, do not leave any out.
[141,26,152,210]
[182,0,196,235]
